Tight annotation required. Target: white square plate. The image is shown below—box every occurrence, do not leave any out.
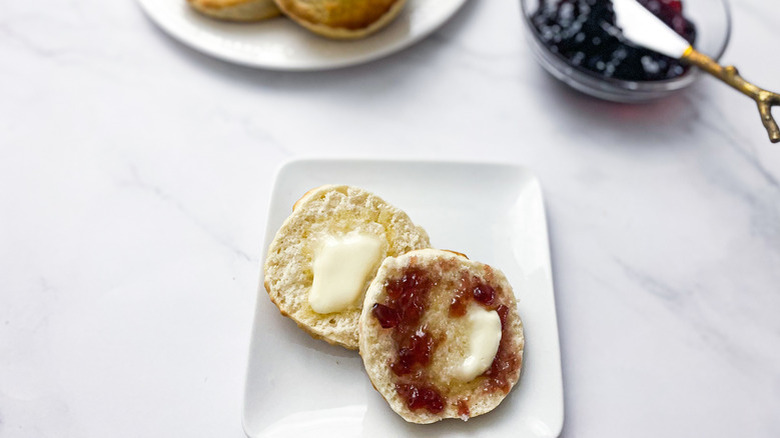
[244,159,563,437]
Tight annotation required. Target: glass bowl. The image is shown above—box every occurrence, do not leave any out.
[520,0,731,102]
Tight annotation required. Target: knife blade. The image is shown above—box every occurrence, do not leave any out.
[611,0,691,59]
[611,0,779,143]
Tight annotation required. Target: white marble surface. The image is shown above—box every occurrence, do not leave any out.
[1,1,779,437]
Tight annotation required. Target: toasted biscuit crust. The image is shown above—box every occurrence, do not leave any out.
[274,0,407,39]
[188,0,281,22]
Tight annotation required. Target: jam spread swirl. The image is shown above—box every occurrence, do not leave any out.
[391,328,436,376]
[395,383,444,414]
[450,272,521,394]
[484,304,520,393]
[457,398,471,418]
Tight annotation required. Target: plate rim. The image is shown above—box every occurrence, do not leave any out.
[243,158,564,437]
[135,0,470,71]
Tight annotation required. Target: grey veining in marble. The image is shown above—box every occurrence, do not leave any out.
[1,0,779,437]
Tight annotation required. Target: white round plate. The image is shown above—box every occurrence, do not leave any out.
[137,0,468,70]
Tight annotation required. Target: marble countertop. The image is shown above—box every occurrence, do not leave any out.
[1,1,779,437]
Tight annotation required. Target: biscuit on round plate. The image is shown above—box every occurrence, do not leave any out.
[187,0,281,22]
[359,249,525,423]
[274,0,407,39]
[264,185,430,350]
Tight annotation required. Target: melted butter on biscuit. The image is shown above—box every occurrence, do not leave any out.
[454,305,502,382]
[309,233,383,314]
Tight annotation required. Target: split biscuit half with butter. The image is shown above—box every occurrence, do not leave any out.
[359,249,524,423]
[187,0,281,22]
[264,185,430,350]
[274,0,407,39]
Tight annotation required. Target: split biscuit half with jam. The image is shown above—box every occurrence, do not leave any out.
[359,249,525,423]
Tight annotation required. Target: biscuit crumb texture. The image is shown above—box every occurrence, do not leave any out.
[264,185,430,350]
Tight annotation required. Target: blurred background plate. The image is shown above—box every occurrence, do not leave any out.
[137,0,468,70]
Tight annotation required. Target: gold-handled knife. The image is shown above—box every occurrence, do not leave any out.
[612,0,780,143]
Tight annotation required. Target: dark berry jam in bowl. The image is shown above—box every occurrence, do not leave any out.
[520,0,731,102]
